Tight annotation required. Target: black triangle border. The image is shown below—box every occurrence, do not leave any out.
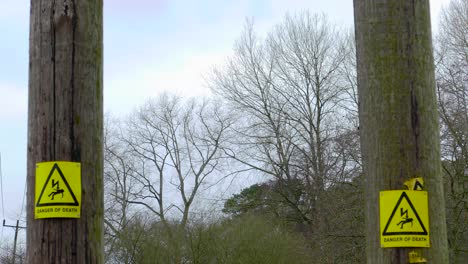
[36,163,79,207]
[382,191,427,236]
[413,180,424,190]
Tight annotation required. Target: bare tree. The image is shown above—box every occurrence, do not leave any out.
[435,0,468,261]
[121,95,232,229]
[0,238,26,264]
[103,116,141,264]
[210,13,360,254]
[267,13,354,197]
[211,19,306,223]
[436,0,468,164]
[102,96,233,263]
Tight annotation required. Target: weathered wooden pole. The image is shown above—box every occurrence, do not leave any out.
[26,0,103,263]
[12,220,20,264]
[354,0,449,263]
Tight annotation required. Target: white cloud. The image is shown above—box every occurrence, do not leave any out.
[0,83,27,121]
[0,1,28,21]
[104,52,228,115]
[430,0,452,30]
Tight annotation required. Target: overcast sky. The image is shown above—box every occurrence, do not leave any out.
[0,0,451,241]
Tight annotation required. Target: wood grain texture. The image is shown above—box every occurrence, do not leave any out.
[353,0,449,263]
[27,0,103,263]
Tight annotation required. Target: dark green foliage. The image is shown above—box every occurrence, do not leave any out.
[222,179,304,222]
[222,177,366,263]
[222,183,271,216]
[106,215,314,264]
[314,178,365,263]
[207,215,313,264]
[442,161,468,263]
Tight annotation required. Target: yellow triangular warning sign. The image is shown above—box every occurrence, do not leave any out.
[382,192,427,235]
[36,163,79,207]
[413,180,424,190]
[404,177,424,190]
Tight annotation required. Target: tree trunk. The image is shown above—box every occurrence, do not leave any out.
[26,0,103,263]
[353,0,449,263]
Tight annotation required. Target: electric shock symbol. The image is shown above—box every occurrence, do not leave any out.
[48,179,65,200]
[36,163,79,207]
[382,191,428,236]
[35,161,82,219]
[396,208,413,229]
[379,190,430,247]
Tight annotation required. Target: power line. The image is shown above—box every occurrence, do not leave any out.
[0,153,5,219]
[3,220,26,264]
[0,153,5,240]
[19,180,27,222]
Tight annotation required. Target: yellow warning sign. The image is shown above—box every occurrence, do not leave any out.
[404,177,424,190]
[35,162,81,219]
[380,190,429,248]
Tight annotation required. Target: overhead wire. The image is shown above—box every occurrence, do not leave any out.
[0,153,4,219]
[19,179,27,224]
[0,153,5,239]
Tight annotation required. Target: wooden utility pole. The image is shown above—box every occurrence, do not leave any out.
[12,220,21,264]
[26,0,103,263]
[354,0,449,263]
[3,220,27,264]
